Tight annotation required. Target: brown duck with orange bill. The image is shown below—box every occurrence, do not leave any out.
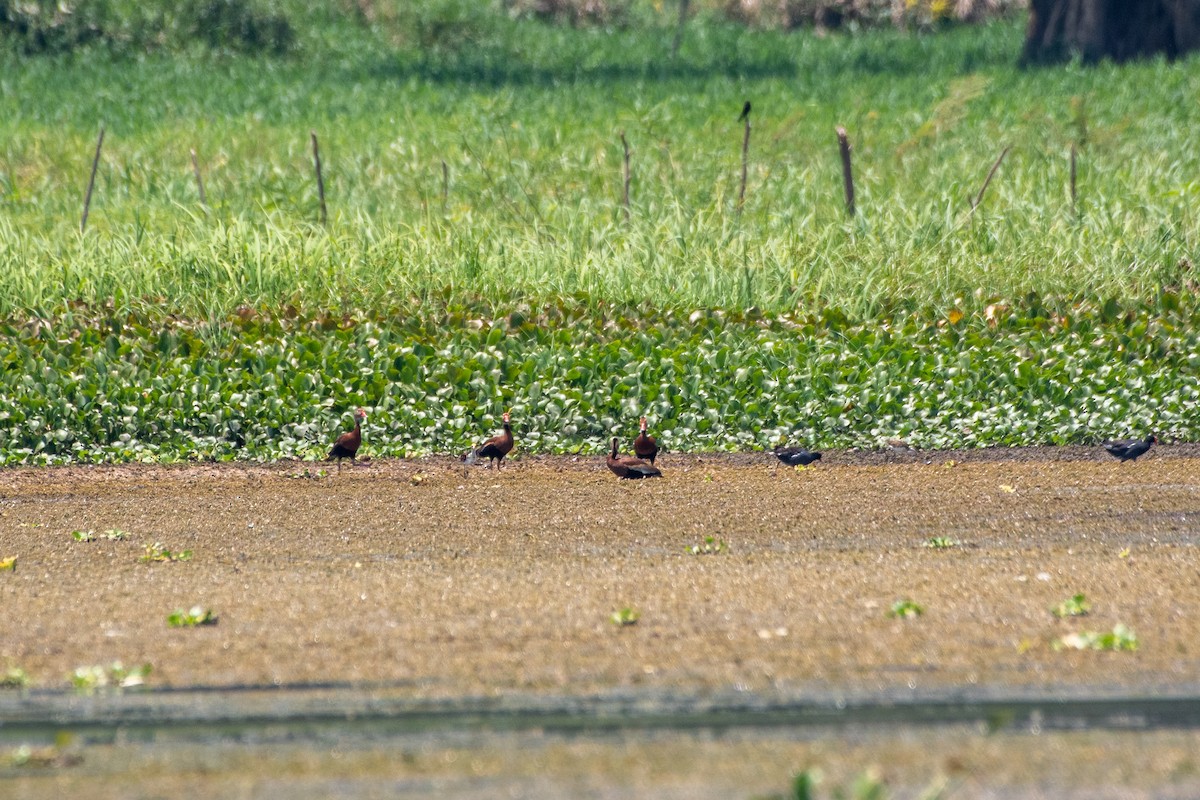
[633,416,659,464]
[472,412,514,469]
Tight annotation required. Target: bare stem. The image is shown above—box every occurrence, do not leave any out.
[81,125,105,234]
[971,145,1011,211]
[738,117,751,214]
[441,159,449,215]
[836,126,855,217]
[311,131,327,226]
[191,148,207,207]
[1069,142,1077,215]
[619,131,631,222]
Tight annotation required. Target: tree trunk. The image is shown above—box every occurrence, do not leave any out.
[1022,0,1200,64]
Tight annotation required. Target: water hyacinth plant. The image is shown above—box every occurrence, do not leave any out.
[0,293,1194,464]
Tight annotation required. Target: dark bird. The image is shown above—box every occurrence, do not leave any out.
[1104,434,1157,462]
[738,100,751,122]
[327,407,367,471]
[607,437,662,480]
[633,416,659,465]
[773,445,822,467]
[471,411,514,470]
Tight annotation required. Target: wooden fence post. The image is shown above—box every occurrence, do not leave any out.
[836,126,855,217]
[311,131,327,226]
[738,102,751,214]
[81,125,105,233]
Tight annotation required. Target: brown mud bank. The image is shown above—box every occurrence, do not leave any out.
[1,446,1199,696]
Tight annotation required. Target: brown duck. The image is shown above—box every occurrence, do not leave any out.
[607,437,662,480]
[327,407,367,471]
[633,416,659,465]
[472,412,514,470]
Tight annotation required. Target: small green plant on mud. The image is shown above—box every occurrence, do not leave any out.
[167,606,216,627]
[888,599,924,619]
[922,536,960,549]
[610,607,639,627]
[140,543,193,563]
[1,666,30,689]
[686,536,725,555]
[1055,624,1137,652]
[8,743,80,769]
[69,662,151,693]
[757,766,919,800]
[1052,593,1090,618]
[288,468,328,480]
[0,556,15,571]
[72,529,129,542]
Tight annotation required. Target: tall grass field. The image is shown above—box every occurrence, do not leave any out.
[0,3,1197,461]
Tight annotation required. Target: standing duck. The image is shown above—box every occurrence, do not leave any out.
[633,416,659,465]
[607,437,662,480]
[471,412,514,470]
[1104,434,1157,462]
[328,407,367,471]
[773,445,822,467]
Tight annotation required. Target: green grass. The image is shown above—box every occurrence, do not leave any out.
[2,13,1198,319]
[1,9,1198,460]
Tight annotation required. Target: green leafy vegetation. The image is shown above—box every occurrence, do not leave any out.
[7,743,81,769]
[0,556,15,571]
[757,766,944,800]
[1051,593,1090,618]
[0,294,1195,464]
[686,536,726,555]
[69,661,151,693]
[888,599,924,619]
[167,606,217,627]
[0,0,294,55]
[71,528,129,542]
[1,666,30,688]
[287,468,328,480]
[611,607,639,627]
[922,536,960,549]
[140,543,193,563]
[1055,623,1138,652]
[0,12,1196,460]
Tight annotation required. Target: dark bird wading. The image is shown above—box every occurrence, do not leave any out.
[1104,434,1157,462]
[773,445,822,467]
[328,407,367,471]
[607,437,662,480]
